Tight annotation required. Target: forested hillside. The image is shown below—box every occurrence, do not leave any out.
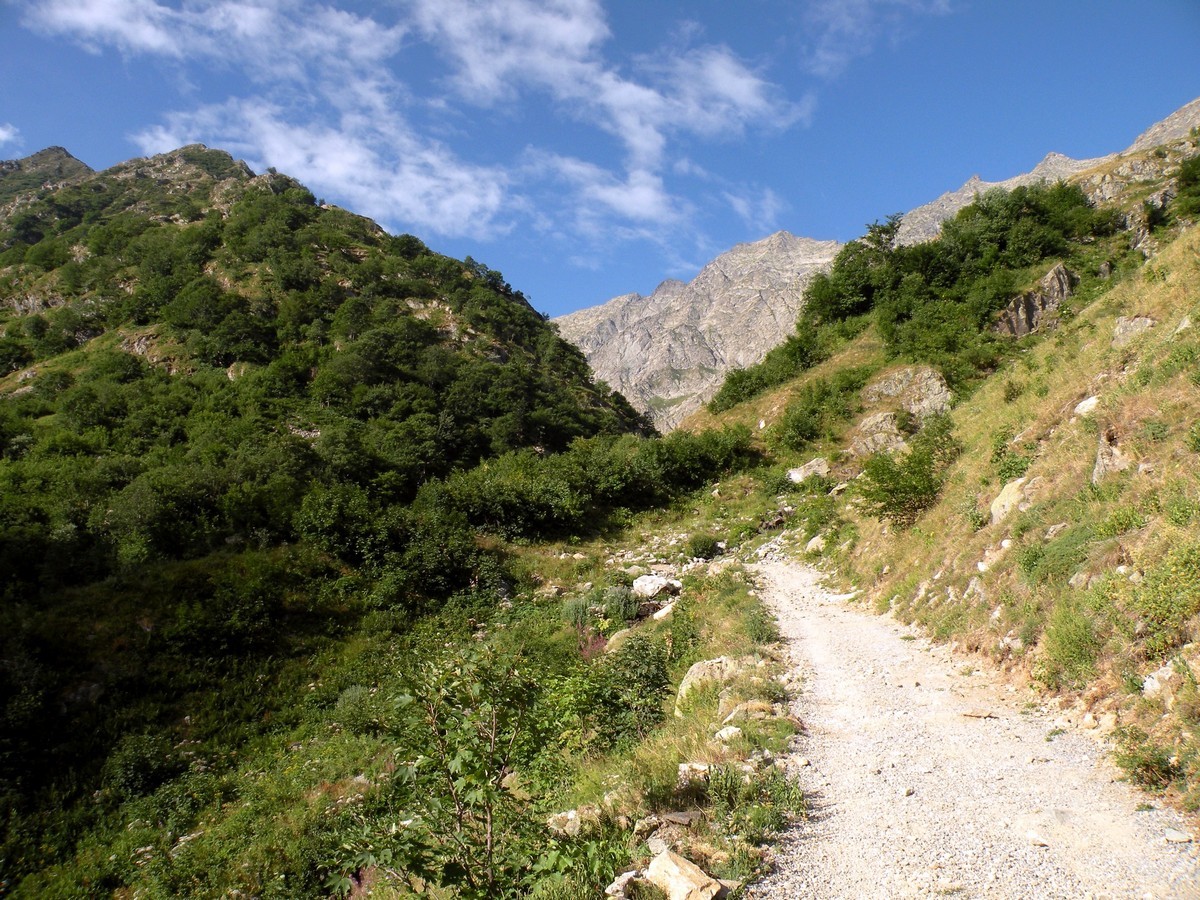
[0,146,773,897]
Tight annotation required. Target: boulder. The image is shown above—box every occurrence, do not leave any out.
[850,411,908,457]
[675,656,758,714]
[546,809,583,838]
[862,366,952,421]
[1142,651,1195,709]
[652,601,677,621]
[805,533,826,554]
[787,457,830,483]
[996,263,1076,337]
[1092,426,1132,484]
[605,627,635,654]
[604,870,640,898]
[990,477,1028,526]
[1113,316,1156,347]
[1073,396,1100,416]
[677,762,710,789]
[714,725,743,743]
[721,700,780,725]
[644,850,723,900]
[632,575,682,599]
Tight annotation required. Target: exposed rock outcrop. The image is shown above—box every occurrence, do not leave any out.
[849,411,908,457]
[555,232,840,430]
[787,457,830,484]
[996,263,1077,337]
[861,366,952,422]
[1113,316,1156,346]
[1093,426,1133,484]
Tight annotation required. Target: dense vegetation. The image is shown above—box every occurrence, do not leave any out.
[0,147,766,896]
[709,182,1123,413]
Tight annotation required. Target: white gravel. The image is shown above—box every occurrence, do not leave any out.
[747,560,1200,900]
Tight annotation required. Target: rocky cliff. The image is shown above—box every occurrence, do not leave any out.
[554,232,840,430]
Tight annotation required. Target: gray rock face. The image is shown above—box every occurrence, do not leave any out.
[1127,97,1200,152]
[1113,316,1156,347]
[996,263,1077,337]
[861,366,952,422]
[1093,426,1133,484]
[555,232,840,430]
[850,411,908,457]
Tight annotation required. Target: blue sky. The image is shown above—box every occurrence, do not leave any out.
[2,1,1199,317]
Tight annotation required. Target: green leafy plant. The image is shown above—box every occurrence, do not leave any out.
[861,415,961,527]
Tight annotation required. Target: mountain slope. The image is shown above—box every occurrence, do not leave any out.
[898,96,1200,245]
[0,146,92,206]
[555,232,840,430]
[561,97,1200,430]
[680,140,1200,818]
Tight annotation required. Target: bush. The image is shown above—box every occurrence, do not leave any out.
[1035,596,1100,689]
[860,415,960,527]
[1134,542,1200,655]
[707,764,805,846]
[687,533,721,560]
[1019,524,1094,586]
[601,584,638,622]
[1114,726,1181,789]
[102,733,183,801]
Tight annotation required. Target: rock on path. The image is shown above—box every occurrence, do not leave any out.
[748,561,1200,900]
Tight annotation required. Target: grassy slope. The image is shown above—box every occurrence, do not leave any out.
[681,216,1200,809]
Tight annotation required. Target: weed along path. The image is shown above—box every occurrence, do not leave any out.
[746,560,1200,900]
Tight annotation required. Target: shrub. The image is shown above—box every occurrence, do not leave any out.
[707,764,805,846]
[1018,524,1093,587]
[687,533,721,560]
[1185,423,1200,453]
[597,633,670,744]
[860,415,960,527]
[1134,542,1200,655]
[1114,726,1181,789]
[601,584,638,622]
[1035,596,1100,690]
[102,733,184,801]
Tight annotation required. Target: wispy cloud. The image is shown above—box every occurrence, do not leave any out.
[724,187,787,233]
[407,0,800,171]
[133,99,511,239]
[0,123,21,150]
[801,0,951,78]
[21,0,803,253]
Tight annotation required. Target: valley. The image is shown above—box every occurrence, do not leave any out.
[1,95,1200,899]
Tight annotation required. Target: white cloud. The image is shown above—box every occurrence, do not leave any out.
[19,0,825,272]
[22,0,407,86]
[0,123,21,149]
[133,99,511,239]
[724,186,787,232]
[406,0,798,171]
[802,0,951,78]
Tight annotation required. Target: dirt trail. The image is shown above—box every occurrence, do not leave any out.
[747,560,1200,900]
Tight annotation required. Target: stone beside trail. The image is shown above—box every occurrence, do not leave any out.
[747,560,1200,900]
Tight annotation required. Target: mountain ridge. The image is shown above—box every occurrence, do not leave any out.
[559,96,1200,430]
[555,231,840,428]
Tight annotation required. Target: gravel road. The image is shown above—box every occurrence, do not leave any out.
[746,560,1200,900]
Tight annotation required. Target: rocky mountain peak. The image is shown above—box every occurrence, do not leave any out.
[0,146,93,206]
[555,231,840,430]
